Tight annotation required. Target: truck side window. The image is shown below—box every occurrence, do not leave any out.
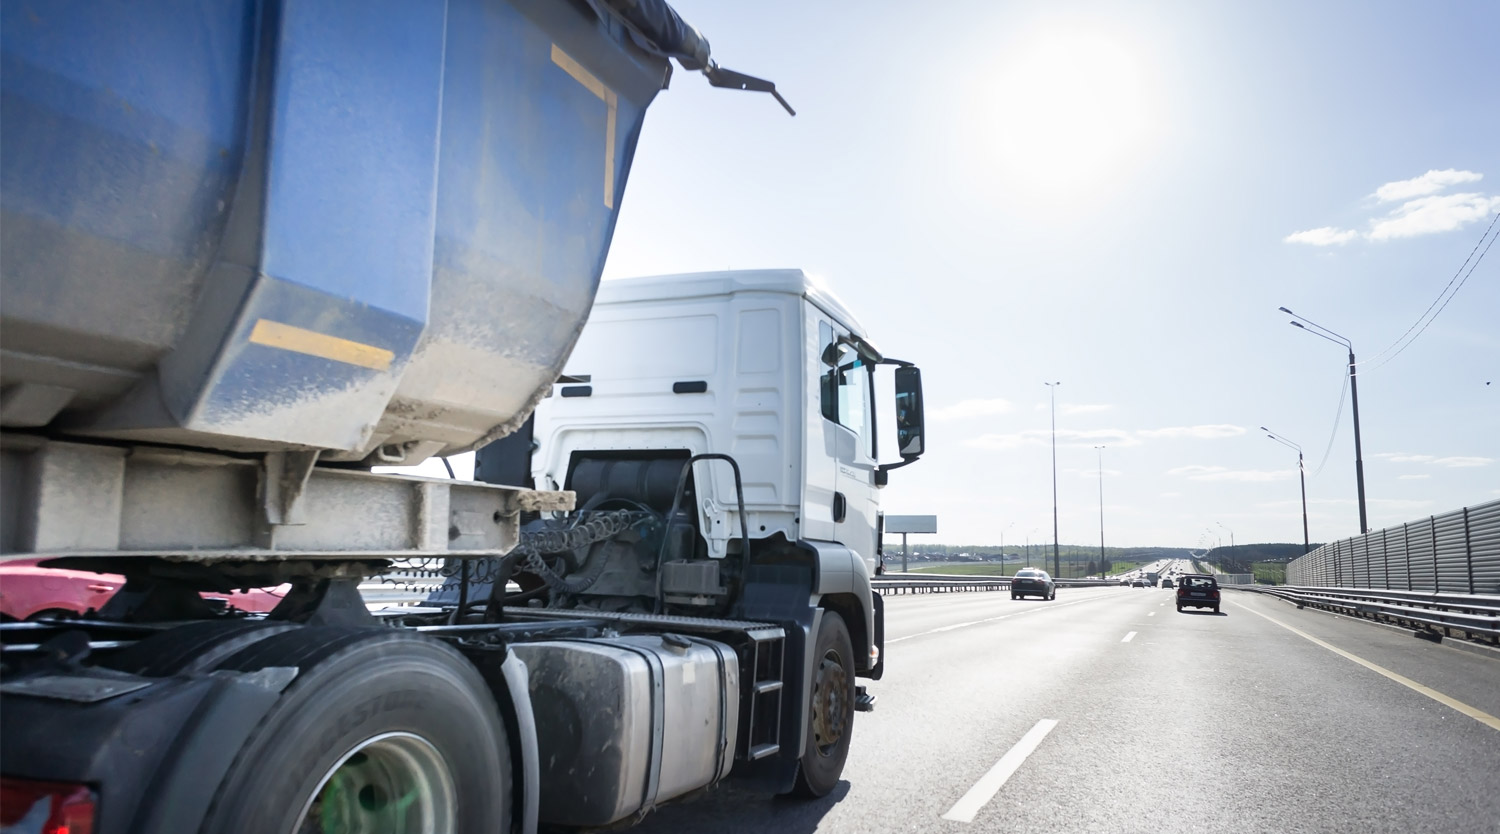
[819,321,838,422]
[838,356,873,458]
[820,332,875,460]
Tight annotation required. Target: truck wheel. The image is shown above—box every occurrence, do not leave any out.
[199,627,510,834]
[791,611,855,798]
[102,619,295,676]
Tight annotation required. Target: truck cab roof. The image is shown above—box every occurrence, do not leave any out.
[598,270,872,343]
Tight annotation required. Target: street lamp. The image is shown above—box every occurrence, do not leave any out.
[1217,521,1234,550]
[1095,446,1106,578]
[1045,381,1062,579]
[1280,307,1368,534]
[1000,521,1015,575]
[1262,426,1310,554]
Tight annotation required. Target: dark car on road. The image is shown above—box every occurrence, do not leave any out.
[1176,574,1221,613]
[1011,568,1056,600]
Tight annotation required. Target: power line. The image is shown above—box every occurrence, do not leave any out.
[1365,214,1499,373]
[1364,210,1500,371]
[1310,365,1349,480]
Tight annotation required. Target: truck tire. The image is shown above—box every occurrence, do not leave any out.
[198,627,510,834]
[791,611,855,798]
[102,620,295,676]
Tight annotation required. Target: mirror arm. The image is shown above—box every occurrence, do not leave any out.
[878,357,915,368]
[877,457,919,478]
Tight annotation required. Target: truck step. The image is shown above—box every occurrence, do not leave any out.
[747,743,781,761]
[740,630,785,764]
[855,685,876,712]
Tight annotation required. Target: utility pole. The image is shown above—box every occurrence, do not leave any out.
[1281,307,1368,534]
[1095,446,1106,578]
[1263,427,1311,554]
[1046,381,1061,578]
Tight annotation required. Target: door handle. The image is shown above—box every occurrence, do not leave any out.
[833,492,847,523]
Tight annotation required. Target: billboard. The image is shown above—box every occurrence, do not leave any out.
[885,515,937,534]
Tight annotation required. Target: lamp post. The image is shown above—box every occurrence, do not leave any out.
[1095,445,1106,578]
[1217,521,1234,550]
[1262,427,1310,554]
[1000,521,1014,575]
[1280,307,1368,534]
[1045,381,1061,578]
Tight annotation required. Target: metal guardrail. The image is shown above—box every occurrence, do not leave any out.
[1233,584,1500,645]
[1288,499,1500,594]
[874,573,1116,595]
[365,567,1118,603]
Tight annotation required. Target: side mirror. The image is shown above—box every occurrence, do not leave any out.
[893,366,924,459]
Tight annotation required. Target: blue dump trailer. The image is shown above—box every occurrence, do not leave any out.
[0,3,893,833]
[1,0,666,458]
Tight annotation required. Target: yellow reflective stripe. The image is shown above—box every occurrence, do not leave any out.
[551,43,618,208]
[248,319,393,372]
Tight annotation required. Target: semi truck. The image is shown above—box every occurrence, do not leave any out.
[0,2,926,833]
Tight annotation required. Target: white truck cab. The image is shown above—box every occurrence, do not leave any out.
[532,269,924,575]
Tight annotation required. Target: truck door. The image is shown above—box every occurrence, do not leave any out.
[818,322,879,572]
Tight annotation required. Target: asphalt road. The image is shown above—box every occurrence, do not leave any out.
[619,586,1500,833]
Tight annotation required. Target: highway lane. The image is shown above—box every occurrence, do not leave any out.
[609,586,1500,834]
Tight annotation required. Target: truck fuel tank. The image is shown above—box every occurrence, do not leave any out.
[509,633,739,826]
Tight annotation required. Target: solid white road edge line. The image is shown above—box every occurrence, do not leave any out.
[1229,599,1500,732]
[1121,631,1137,643]
[885,592,1115,644]
[941,719,1060,823]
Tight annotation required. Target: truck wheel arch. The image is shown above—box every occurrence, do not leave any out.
[800,540,877,676]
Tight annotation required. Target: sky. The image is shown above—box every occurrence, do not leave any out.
[598,0,1500,550]
[425,0,1499,549]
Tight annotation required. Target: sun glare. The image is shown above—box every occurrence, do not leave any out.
[973,29,1154,197]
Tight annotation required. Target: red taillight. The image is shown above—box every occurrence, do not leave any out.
[1211,589,1220,599]
[0,778,97,834]
[1176,587,1186,597]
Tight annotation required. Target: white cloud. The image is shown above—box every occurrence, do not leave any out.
[1137,425,1246,440]
[1373,169,1483,202]
[1159,492,1181,498]
[1190,469,1291,483]
[1077,468,1122,479]
[1397,474,1431,480]
[1369,498,1435,512]
[1374,452,1491,467]
[1166,464,1287,482]
[1374,452,1435,463]
[1284,226,1358,246]
[1434,456,1493,468]
[1062,403,1114,416]
[967,431,1041,450]
[967,428,1139,450]
[1167,465,1225,476]
[931,398,1014,421]
[1368,193,1500,240]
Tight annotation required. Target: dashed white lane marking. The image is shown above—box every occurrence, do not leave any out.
[941,719,1060,823]
[886,593,1114,644]
[1147,612,1155,617]
[1230,600,1500,733]
[1121,631,1137,643]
